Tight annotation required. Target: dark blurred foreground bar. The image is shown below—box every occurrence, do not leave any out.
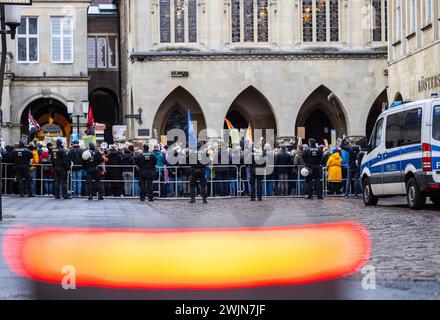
[33,279,341,300]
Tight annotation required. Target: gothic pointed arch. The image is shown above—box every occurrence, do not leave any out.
[295,85,347,144]
[152,86,206,139]
[366,89,388,138]
[223,85,277,137]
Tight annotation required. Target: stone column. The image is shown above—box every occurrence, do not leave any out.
[0,73,14,145]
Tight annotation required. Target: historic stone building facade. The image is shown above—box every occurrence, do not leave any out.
[88,0,121,142]
[120,0,389,144]
[388,0,440,102]
[1,0,91,145]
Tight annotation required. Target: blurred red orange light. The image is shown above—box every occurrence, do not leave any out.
[3,222,370,290]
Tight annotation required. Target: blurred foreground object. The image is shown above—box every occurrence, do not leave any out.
[3,222,370,299]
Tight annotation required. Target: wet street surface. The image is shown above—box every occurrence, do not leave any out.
[1,195,440,299]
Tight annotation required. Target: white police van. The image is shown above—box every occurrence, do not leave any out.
[361,97,440,210]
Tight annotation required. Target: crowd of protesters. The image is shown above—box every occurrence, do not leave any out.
[0,136,367,198]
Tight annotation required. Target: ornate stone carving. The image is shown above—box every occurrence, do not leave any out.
[198,0,206,13]
[5,52,13,73]
[270,0,278,13]
[130,50,387,63]
[151,0,158,14]
[224,0,230,13]
[41,89,51,98]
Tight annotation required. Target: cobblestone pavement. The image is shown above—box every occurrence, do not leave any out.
[1,195,440,299]
[148,196,440,284]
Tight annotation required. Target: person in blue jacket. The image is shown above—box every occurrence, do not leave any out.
[152,144,165,196]
[341,146,349,194]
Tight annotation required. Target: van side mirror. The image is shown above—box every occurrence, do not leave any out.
[367,144,373,153]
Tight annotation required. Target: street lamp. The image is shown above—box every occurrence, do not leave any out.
[68,100,89,140]
[0,3,22,222]
[4,5,21,39]
[66,100,74,115]
[82,100,89,117]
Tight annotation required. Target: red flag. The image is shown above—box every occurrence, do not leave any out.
[87,105,94,128]
[85,105,95,136]
[28,110,40,134]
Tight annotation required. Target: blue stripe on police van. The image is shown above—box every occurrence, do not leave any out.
[363,144,422,171]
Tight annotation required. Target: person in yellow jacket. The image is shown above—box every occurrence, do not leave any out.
[28,142,40,196]
[326,148,343,195]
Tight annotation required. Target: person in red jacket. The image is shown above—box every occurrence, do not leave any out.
[41,148,54,195]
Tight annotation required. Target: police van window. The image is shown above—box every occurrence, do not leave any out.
[385,112,404,149]
[371,118,384,150]
[433,106,440,141]
[402,108,422,145]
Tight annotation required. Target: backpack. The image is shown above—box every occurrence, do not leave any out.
[350,147,360,167]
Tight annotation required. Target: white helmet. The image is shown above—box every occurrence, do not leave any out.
[82,150,92,161]
[300,167,310,177]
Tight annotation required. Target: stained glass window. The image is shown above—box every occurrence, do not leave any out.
[409,0,416,33]
[257,0,269,42]
[372,1,382,41]
[164,109,187,134]
[302,0,340,43]
[160,0,197,43]
[425,0,432,24]
[396,0,402,40]
[160,0,171,43]
[316,0,327,42]
[244,0,254,42]
[384,0,388,41]
[231,0,269,43]
[303,0,313,42]
[329,0,338,42]
[174,0,185,43]
[188,0,197,42]
[232,0,241,42]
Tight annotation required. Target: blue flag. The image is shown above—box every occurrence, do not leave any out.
[187,110,197,150]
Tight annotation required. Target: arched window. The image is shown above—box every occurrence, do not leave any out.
[372,0,388,42]
[302,0,339,43]
[160,0,197,43]
[231,0,269,43]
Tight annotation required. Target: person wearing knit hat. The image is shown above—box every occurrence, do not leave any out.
[322,146,332,168]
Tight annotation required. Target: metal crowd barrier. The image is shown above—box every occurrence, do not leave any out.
[0,162,362,199]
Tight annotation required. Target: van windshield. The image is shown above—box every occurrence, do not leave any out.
[433,106,440,141]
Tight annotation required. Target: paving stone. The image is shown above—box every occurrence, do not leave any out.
[1,195,440,299]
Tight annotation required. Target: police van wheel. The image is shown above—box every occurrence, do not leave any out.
[362,178,378,206]
[406,177,426,210]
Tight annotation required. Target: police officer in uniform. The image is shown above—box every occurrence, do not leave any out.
[247,144,266,201]
[13,141,34,197]
[51,139,71,199]
[135,144,157,202]
[83,143,104,200]
[304,138,323,199]
[188,142,208,204]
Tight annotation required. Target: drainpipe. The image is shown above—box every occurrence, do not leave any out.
[114,0,123,125]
